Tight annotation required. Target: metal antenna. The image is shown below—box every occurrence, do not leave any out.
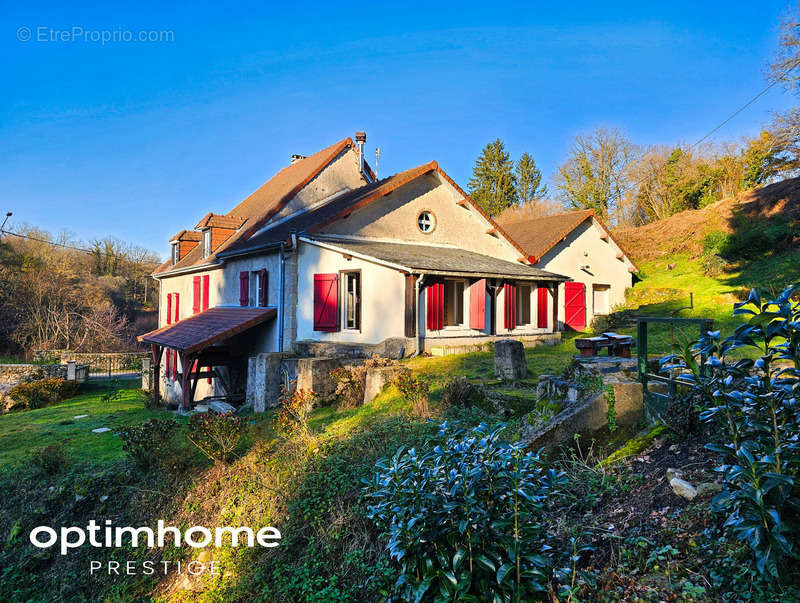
[375,148,381,179]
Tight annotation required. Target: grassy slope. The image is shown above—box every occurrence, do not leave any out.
[0,380,182,468]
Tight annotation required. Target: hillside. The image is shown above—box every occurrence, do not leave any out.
[616,176,800,263]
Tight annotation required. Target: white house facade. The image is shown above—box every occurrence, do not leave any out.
[140,134,568,409]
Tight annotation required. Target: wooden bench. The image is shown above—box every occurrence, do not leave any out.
[574,332,635,358]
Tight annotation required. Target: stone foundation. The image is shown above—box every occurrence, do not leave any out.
[293,338,414,360]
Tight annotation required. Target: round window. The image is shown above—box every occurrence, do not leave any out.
[417,210,436,233]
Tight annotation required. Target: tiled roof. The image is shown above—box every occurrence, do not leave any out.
[223,162,439,255]
[138,307,277,353]
[497,210,594,262]
[307,238,569,281]
[170,230,202,242]
[194,213,246,230]
[154,137,359,276]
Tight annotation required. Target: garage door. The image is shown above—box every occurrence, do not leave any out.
[564,282,586,331]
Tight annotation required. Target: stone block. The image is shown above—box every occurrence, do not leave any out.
[364,366,409,404]
[296,357,344,402]
[246,353,284,412]
[494,339,527,380]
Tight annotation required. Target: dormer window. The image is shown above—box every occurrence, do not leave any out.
[202,229,212,258]
[171,242,180,265]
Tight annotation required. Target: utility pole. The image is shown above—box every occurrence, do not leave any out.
[0,212,12,241]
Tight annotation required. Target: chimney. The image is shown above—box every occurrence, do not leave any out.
[290,154,306,165]
[355,131,367,177]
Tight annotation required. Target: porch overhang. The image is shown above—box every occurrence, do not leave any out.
[138,307,277,354]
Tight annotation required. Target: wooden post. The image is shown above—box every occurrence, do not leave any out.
[150,344,163,404]
[637,319,648,385]
[179,351,194,411]
[551,284,559,332]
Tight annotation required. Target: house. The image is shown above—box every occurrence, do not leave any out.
[139,133,569,410]
[496,210,638,331]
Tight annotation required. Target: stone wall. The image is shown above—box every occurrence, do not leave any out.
[292,337,414,359]
[0,364,68,408]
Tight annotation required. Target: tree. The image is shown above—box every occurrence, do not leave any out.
[468,139,518,216]
[768,5,800,92]
[515,152,547,205]
[553,128,637,220]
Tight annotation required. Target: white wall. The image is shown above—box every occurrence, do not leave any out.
[537,219,634,327]
[295,242,407,344]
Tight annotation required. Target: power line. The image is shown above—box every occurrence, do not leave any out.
[608,63,800,212]
[0,228,94,254]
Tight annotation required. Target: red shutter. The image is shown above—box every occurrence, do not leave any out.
[313,273,339,331]
[537,287,549,329]
[173,350,178,382]
[259,269,268,307]
[504,283,517,330]
[239,272,249,306]
[426,281,444,331]
[469,279,486,330]
[202,275,210,311]
[192,276,201,314]
[166,293,172,325]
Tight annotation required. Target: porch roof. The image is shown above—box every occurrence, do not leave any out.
[138,307,277,354]
[308,238,570,281]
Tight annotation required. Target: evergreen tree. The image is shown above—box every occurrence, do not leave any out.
[515,152,547,205]
[468,139,518,216]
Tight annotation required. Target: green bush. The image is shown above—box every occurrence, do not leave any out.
[364,422,567,601]
[393,371,430,416]
[119,418,179,469]
[661,284,800,577]
[7,377,79,410]
[441,376,480,408]
[186,412,245,464]
[29,443,71,474]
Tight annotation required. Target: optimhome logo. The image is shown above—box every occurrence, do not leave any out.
[29,520,280,575]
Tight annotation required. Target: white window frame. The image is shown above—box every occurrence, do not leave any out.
[202,229,212,258]
[342,271,361,331]
[171,243,180,265]
[249,270,261,307]
[443,279,466,328]
[516,283,533,326]
[417,210,437,234]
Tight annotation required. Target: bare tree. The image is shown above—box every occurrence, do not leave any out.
[769,4,800,91]
[553,128,639,221]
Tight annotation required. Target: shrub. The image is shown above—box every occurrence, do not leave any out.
[186,412,245,464]
[364,422,567,600]
[273,389,316,440]
[30,444,70,474]
[393,371,430,416]
[7,377,79,410]
[330,366,366,409]
[119,418,179,469]
[441,376,478,408]
[331,357,398,410]
[661,284,800,577]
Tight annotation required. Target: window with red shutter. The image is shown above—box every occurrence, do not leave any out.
[202,275,210,311]
[259,269,268,307]
[426,281,444,331]
[504,283,517,330]
[239,272,249,306]
[313,273,339,331]
[166,293,172,325]
[192,276,201,314]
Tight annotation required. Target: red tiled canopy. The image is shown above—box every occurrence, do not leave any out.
[138,307,277,354]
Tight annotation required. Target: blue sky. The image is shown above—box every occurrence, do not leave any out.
[1,1,795,257]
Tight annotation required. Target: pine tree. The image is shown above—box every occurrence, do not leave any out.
[468,139,518,216]
[515,152,547,205]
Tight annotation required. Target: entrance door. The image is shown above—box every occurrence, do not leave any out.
[564,282,586,331]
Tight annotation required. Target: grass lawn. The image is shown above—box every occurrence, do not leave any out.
[612,250,800,356]
[0,379,179,469]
